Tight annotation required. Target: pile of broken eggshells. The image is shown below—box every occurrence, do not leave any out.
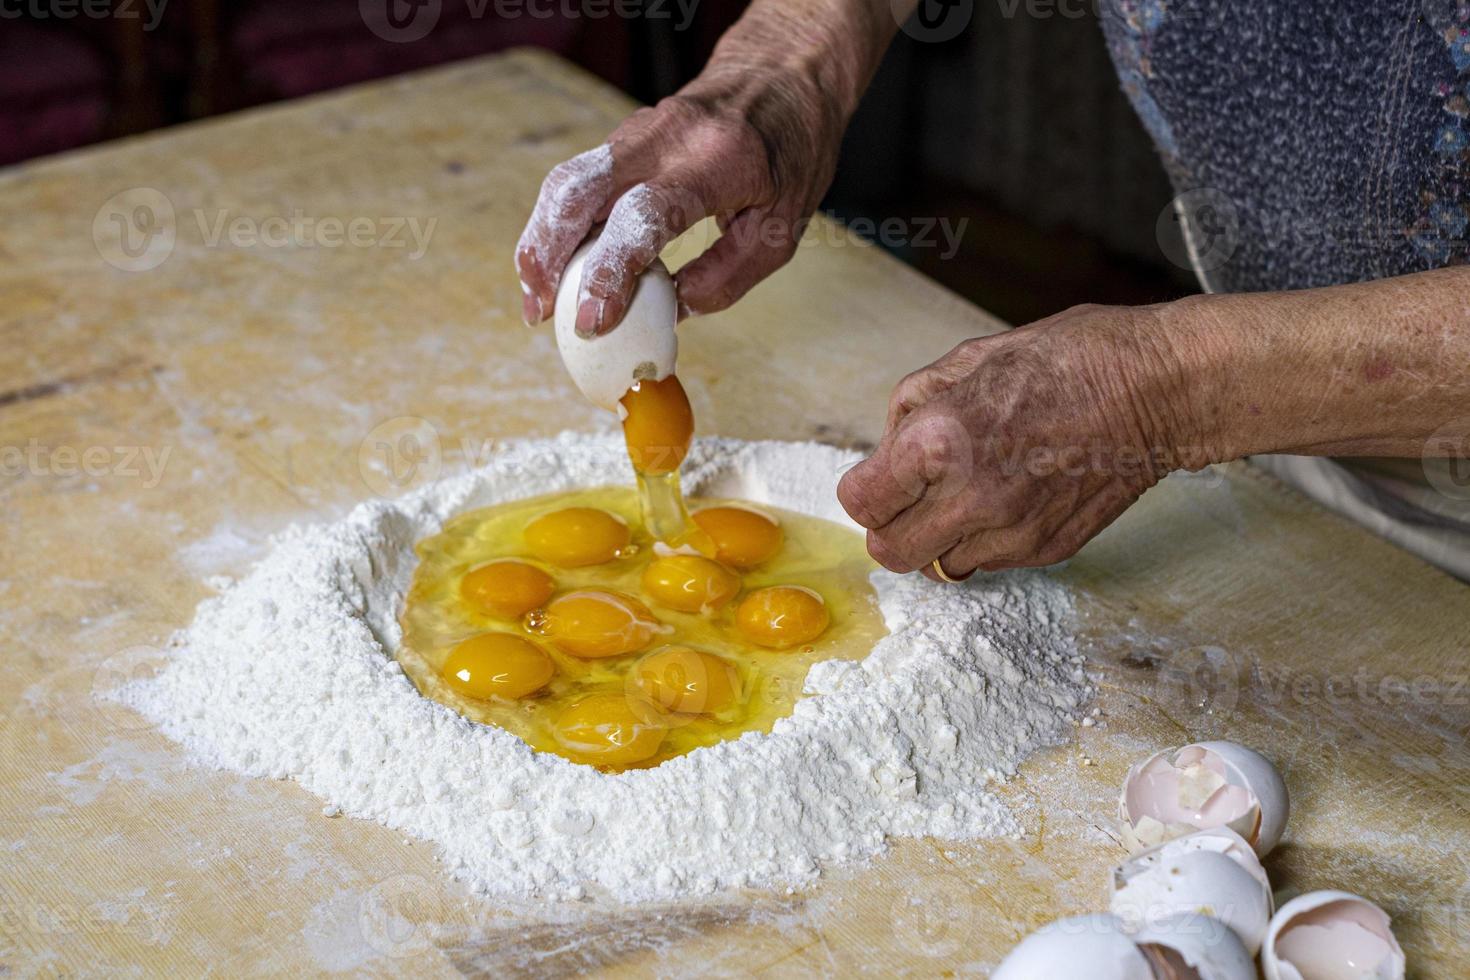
[994,741,1407,979]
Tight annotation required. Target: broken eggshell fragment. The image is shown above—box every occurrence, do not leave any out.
[1261,890,1405,980]
[992,912,1254,980]
[1120,740,1289,857]
[1130,913,1256,980]
[1110,828,1273,956]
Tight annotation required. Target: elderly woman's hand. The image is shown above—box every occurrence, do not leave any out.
[837,303,1206,580]
[514,19,875,337]
[515,0,914,336]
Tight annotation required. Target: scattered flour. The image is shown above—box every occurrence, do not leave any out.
[122,433,1092,902]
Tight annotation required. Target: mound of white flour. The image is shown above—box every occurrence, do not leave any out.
[124,433,1091,902]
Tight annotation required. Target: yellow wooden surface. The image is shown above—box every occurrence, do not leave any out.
[2,50,1467,977]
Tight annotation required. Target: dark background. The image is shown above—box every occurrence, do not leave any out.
[1,0,1197,324]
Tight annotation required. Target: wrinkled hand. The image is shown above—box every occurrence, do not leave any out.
[838,304,1202,581]
[515,66,844,337]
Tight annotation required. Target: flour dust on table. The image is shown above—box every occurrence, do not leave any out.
[122,433,1092,902]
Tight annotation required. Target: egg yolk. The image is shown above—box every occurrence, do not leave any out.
[552,692,667,766]
[639,554,741,613]
[691,506,784,568]
[523,507,630,567]
[459,559,555,619]
[620,375,693,476]
[632,645,742,715]
[537,590,662,658]
[735,585,831,649]
[441,633,555,700]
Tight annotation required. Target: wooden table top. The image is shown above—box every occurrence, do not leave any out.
[2,49,1466,977]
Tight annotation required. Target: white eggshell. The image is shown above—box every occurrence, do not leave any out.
[1111,828,1273,955]
[1119,740,1289,857]
[553,238,678,411]
[992,914,1154,980]
[1262,890,1405,980]
[1131,912,1256,980]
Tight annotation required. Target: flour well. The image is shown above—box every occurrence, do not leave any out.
[123,434,1091,902]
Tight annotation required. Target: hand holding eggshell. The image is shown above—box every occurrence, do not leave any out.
[554,237,678,412]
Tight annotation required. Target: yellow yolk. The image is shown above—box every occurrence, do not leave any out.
[735,585,831,649]
[459,560,554,619]
[552,692,667,766]
[632,645,741,715]
[537,590,662,658]
[441,633,555,700]
[691,506,784,568]
[639,555,741,613]
[619,375,693,476]
[523,507,630,567]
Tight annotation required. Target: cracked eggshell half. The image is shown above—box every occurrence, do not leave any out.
[1111,828,1273,955]
[991,914,1154,980]
[554,238,678,412]
[1130,912,1256,980]
[1262,891,1405,980]
[1120,740,1289,857]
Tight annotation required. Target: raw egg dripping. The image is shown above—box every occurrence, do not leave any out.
[617,374,712,554]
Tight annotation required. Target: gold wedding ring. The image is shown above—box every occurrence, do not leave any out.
[931,558,968,584]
